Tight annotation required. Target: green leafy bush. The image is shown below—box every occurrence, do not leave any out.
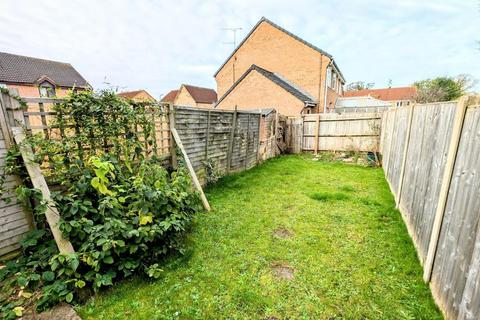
[0,91,200,318]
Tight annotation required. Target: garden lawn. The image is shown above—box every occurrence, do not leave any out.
[78,155,442,320]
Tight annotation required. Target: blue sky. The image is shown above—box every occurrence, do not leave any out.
[1,0,479,98]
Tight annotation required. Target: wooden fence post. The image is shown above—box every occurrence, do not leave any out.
[5,89,75,254]
[226,106,237,173]
[244,113,251,170]
[168,103,177,169]
[204,110,211,167]
[0,93,13,148]
[423,96,469,282]
[314,114,320,154]
[396,105,415,208]
[256,113,261,163]
[11,127,75,254]
[171,128,211,212]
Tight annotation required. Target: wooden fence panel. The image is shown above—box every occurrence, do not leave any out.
[385,107,409,200]
[174,106,261,182]
[300,112,381,152]
[430,105,480,320]
[398,103,456,262]
[379,97,480,320]
[287,117,303,153]
[0,92,33,257]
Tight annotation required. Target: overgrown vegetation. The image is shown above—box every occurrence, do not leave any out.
[0,91,200,319]
[77,155,442,319]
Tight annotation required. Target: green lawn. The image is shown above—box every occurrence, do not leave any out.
[78,155,441,319]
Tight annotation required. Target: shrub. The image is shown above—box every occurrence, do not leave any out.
[0,91,200,319]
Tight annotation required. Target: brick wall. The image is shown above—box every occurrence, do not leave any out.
[216,69,304,116]
[131,91,155,101]
[6,84,70,98]
[174,86,196,107]
[215,20,336,109]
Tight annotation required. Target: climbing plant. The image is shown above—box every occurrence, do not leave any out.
[0,90,200,319]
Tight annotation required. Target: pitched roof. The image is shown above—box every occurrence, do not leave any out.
[0,51,89,88]
[213,17,345,82]
[183,85,217,104]
[160,89,179,103]
[216,64,316,107]
[117,90,155,101]
[344,87,417,101]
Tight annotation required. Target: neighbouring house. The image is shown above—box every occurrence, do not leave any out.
[0,51,89,97]
[335,96,392,113]
[117,89,156,102]
[214,17,345,115]
[160,89,179,104]
[343,87,417,107]
[161,84,217,108]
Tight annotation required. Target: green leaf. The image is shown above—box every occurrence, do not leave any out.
[139,214,153,225]
[13,306,24,317]
[103,256,114,264]
[70,257,80,272]
[42,271,55,282]
[75,280,86,288]
[65,292,73,303]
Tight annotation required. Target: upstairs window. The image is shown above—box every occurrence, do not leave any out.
[39,81,56,97]
[331,72,337,89]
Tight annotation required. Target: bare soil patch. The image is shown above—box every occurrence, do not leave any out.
[271,262,295,280]
[273,227,294,239]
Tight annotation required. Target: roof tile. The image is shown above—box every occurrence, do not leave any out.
[0,52,89,88]
[344,87,417,101]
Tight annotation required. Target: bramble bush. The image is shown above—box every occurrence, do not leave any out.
[0,90,200,319]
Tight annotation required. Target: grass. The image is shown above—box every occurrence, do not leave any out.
[77,155,442,320]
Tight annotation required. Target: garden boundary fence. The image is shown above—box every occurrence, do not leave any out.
[0,90,262,257]
[380,96,480,320]
[288,112,382,153]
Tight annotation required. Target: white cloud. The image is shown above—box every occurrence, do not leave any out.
[0,0,478,96]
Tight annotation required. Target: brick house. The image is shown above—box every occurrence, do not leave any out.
[214,17,345,115]
[161,84,217,108]
[344,87,417,107]
[117,89,156,102]
[0,51,89,97]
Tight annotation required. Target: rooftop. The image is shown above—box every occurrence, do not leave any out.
[0,51,89,88]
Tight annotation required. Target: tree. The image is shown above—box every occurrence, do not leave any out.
[346,81,375,91]
[413,74,477,103]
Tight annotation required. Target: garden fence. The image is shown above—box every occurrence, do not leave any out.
[288,112,382,153]
[380,96,480,320]
[0,90,262,257]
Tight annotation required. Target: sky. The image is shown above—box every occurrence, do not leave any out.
[0,0,479,99]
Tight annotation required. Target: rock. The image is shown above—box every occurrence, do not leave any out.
[21,303,81,320]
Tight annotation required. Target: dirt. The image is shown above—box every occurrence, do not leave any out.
[273,227,294,239]
[271,262,295,280]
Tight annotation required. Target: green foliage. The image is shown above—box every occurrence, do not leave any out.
[0,87,28,109]
[203,158,222,185]
[345,81,375,91]
[413,74,477,103]
[0,90,200,318]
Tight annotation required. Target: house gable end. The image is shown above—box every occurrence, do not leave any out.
[213,17,337,78]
